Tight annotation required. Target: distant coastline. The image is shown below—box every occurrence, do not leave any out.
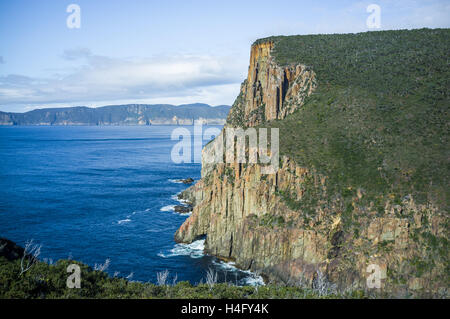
[0,103,230,126]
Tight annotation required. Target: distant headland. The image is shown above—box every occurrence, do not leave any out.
[0,103,230,126]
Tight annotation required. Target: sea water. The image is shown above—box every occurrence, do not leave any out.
[0,125,263,286]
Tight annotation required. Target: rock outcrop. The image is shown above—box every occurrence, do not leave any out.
[174,205,193,214]
[227,41,316,127]
[175,40,448,297]
[0,238,25,261]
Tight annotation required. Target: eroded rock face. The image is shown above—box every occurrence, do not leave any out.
[227,41,317,127]
[174,205,193,214]
[176,156,447,296]
[174,41,448,297]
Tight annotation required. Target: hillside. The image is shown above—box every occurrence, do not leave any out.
[0,103,230,126]
[261,28,449,212]
[176,28,449,297]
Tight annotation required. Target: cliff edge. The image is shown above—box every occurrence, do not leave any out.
[175,29,449,298]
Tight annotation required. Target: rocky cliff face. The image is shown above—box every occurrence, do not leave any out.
[175,41,448,297]
[227,41,316,127]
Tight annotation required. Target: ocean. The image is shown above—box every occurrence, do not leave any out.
[0,125,263,286]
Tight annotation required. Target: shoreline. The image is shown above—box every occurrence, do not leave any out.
[166,182,265,286]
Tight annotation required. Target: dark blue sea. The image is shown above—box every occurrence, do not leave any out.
[0,125,262,285]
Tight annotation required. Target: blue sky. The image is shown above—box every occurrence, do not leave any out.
[0,0,449,112]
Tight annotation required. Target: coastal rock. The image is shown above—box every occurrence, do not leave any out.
[175,39,448,297]
[178,178,194,185]
[176,155,447,296]
[0,238,25,261]
[227,41,316,128]
[174,205,193,214]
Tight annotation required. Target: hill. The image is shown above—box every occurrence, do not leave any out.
[176,28,449,297]
[0,103,231,126]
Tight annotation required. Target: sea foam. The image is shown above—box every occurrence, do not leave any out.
[158,239,205,259]
[160,205,175,212]
[212,259,265,286]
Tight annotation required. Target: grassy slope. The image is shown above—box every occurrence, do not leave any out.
[259,29,449,214]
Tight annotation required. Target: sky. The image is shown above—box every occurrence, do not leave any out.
[0,0,449,112]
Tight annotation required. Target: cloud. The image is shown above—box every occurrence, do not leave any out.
[291,0,450,35]
[391,0,450,29]
[61,48,93,61]
[0,50,246,111]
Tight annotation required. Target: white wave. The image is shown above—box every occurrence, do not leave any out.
[161,204,191,216]
[178,212,192,217]
[240,272,265,286]
[126,211,138,218]
[168,179,184,184]
[212,260,265,287]
[117,219,132,225]
[171,193,189,204]
[160,205,175,212]
[125,209,151,219]
[212,259,237,271]
[158,239,205,259]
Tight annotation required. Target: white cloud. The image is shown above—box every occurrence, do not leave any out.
[0,50,246,111]
[391,0,450,29]
[284,0,450,35]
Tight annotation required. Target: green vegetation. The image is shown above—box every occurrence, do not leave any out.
[3,29,448,299]
[259,29,449,214]
[224,166,235,185]
[227,89,247,127]
[257,29,449,101]
[0,256,365,299]
[275,173,321,219]
[258,213,286,228]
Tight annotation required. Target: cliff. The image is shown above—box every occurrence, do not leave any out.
[175,29,449,298]
[0,103,230,126]
[226,41,316,127]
